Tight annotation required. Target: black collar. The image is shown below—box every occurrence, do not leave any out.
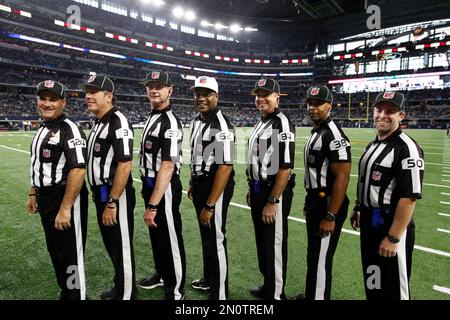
[97,107,117,124]
[151,105,171,114]
[41,114,66,128]
[311,117,331,133]
[375,127,402,143]
[197,107,219,122]
[261,107,280,121]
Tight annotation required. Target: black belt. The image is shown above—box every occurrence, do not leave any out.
[34,182,66,194]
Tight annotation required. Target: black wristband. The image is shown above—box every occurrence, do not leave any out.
[28,193,36,196]
[146,202,158,210]
[204,202,215,212]
[387,234,400,243]
[324,212,336,221]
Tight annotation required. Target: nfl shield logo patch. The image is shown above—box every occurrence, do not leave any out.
[43,149,51,158]
[308,154,315,163]
[257,79,266,87]
[372,170,382,181]
[199,77,207,84]
[383,92,395,99]
[145,141,152,149]
[94,143,101,152]
[44,80,55,88]
[310,87,320,96]
[88,75,96,83]
[151,72,160,79]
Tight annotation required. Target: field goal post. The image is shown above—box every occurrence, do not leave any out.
[347,91,370,123]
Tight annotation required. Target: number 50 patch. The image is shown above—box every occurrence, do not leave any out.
[401,158,424,170]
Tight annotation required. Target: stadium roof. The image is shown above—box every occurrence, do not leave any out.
[171,0,450,45]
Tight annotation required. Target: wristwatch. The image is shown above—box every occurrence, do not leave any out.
[324,212,336,221]
[107,196,119,205]
[267,195,280,204]
[387,234,400,243]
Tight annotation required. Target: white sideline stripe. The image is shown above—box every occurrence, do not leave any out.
[440,201,450,205]
[438,212,450,217]
[441,192,450,196]
[443,174,450,177]
[437,228,450,234]
[0,145,29,154]
[433,285,450,295]
[442,180,450,183]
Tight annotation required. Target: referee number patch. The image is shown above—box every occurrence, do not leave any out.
[67,138,86,149]
[401,157,424,170]
[164,129,182,140]
[215,131,234,142]
[329,138,349,151]
[278,132,294,142]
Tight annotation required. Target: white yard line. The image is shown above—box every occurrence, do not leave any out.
[437,228,450,234]
[432,285,450,295]
[438,212,450,217]
[441,192,450,196]
[440,201,450,205]
[0,145,29,154]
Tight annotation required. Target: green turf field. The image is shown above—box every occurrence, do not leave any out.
[0,127,449,300]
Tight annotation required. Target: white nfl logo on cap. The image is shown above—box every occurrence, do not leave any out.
[88,75,96,83]
[383,92,395,99]
[258,79,266,87]
[310,87,320,95]
[199,77,208,84]
[151,72,160,79]
[44,80,55,88]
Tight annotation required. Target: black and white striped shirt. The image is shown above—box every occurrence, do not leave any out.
[304,118,351,191]
[190,108,234,176]
[247,108,295,182]
[140,106,183,177]
[87,107,134,187]
[30,114,87,188]
[357,128,424,208]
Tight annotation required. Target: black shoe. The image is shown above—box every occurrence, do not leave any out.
[100,287,117,300]
[191,278,210,291]
[250,286,265,299]
[138,274,164,290]
[293,293,306,300]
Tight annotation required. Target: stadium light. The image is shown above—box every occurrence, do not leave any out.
[215,22,227,30]
[244,27,258,32]
[141,0,165,6]
[172,7,184,18]
[201,20,213,27]
[185,10,196,21]
[230,24,243,33]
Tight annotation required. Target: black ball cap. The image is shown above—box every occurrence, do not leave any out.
[36,80,66,98]
[141,70,172,86]
[373,91,405,111]
[82,75,114,92]
[306,85,333,104]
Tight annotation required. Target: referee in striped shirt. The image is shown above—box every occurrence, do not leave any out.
[84,75,137,300]
[27,80,88,300]
[301,85,351,300]
[246,78,295,300]
[139,71,186,300]
[188,76,235,300]
[351,92,424,300]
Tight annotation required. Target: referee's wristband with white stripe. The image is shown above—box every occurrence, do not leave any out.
[146,202,158,210]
